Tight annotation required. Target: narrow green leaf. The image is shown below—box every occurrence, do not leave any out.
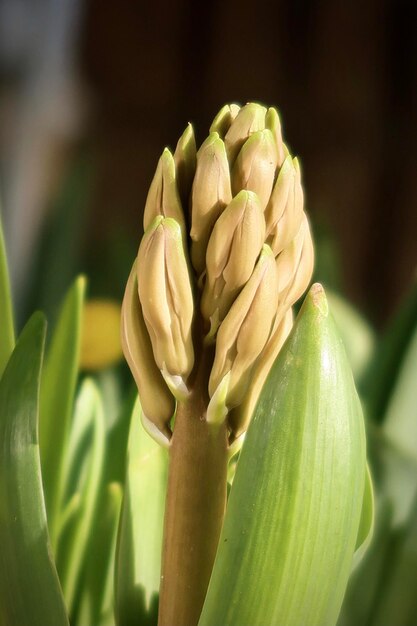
[199,284,367,626]
[39,275,86,546]
[364,278,417,423]
[56,379,106,619]
[77,482,123,626]
[383,323,417,461]
[352,463,375,571]
[0,313,69,626]
[0,208,15,378]
[338,499,392,626]
[115,398,168,626]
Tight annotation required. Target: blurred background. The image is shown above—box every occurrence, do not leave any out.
[0,0,416,329]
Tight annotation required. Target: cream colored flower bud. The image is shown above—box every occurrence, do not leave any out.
[281,214,314,307]
[231,129,279,212]
[190,133,232,274]
[210,103,241,137]
[201,190,265,335]
[143,148,186,234]
[174,123,197,209]
[224,102,267,163]
[121,261,175,446]
[265,107,285,166]
[228,307,293,439]
[266,156,304,256]
[208,245,278,417]
[137,216,194,398]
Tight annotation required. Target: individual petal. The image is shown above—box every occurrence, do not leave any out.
[209,103,241,137]
[267,157,304,255]
[174,123,197,210]
[231,129,279,212]
[228,308,293,438]
[190,133,232,274]
[121,260,175,439]
[224,102,267,163]
[208,245,279,410]
[265,106,285,166]
[143,148,186,234]
[137,217,195,395]
[201,190,265,334]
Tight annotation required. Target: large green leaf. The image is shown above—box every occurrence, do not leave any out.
[39,275,86,546]
[0,208,15,379]
[55,379,106,620]
[0,313,69,626]
[115,398,168,626]
[199,284,367,626]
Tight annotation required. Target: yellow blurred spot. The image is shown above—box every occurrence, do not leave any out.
[80,299,123,370]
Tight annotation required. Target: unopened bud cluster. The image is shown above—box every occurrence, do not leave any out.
[122,103,314,445]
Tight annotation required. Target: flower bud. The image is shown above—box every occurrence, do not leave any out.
[201,190,265,335]
[232,129,279,212]
[265,107,285,166]
[281,214,315,307]
[143,148,186,234]
[208,245,278,415]
[174,123,197,210]
[137,216,195,397]
[266,156,304,255]
[190,133,232,274]
[228,307,293,438]
[121,261,175,444]
[210,103,241,137]
[224,102,267,163]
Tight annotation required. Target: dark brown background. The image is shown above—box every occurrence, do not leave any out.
[80,0,417,325]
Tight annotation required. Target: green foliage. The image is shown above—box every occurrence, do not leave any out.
[199,286,367,626]
[39,276,86,546]
[0,210,15,378]
[115,399,168,626]
[0,314,69,626]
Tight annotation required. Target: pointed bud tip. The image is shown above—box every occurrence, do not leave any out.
[307,283,328,317]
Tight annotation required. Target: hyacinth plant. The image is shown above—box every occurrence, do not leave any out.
[120,102,371,626]
[0,102,377,626]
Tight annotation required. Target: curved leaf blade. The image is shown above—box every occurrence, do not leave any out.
[115,398,168,626]
[0,313,69,626]
[0,208,15,378]
[39,275,86,546]
[56,379,106,618]
[199,284,367,626]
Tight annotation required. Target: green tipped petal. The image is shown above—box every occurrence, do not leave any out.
[199,284,367,626]
[209,103,241,137]
[232,129,279,211]
[268,156,304,255]
[201,190,265,333]
[143,148,186,233]
[190,133,232,274]
[137,217,195,388]
[121,260,175,439]
[228,307,293,438]
[224,102,267,163]
[174,123,197,209]
[209,245,278,409]
[265,106,285,165]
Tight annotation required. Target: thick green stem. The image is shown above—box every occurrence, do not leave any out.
[158,362,229,626]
